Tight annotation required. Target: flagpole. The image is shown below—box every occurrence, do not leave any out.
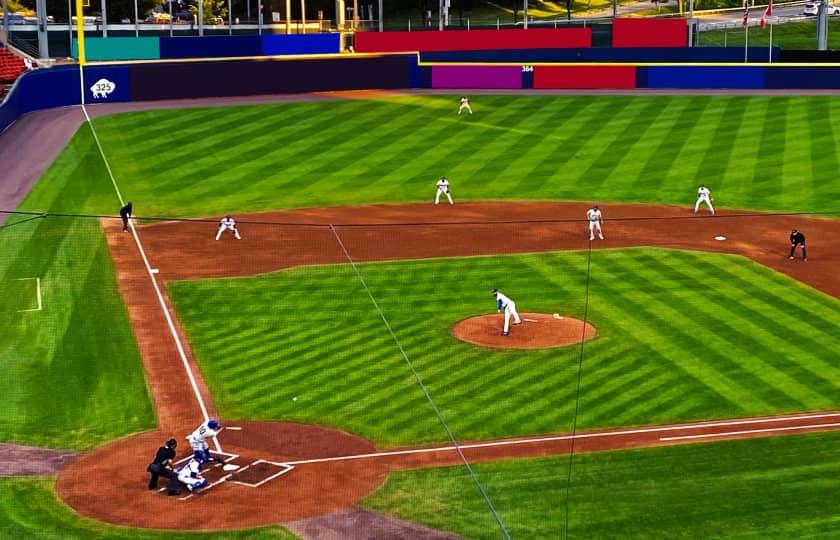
[769,20,773,63]
[745,18,749,63]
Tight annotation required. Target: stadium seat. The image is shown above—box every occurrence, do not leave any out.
[0,47,26,86]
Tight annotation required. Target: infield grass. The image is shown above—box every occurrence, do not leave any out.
[88,95,840,217]
[363,430,840,539]
[168,248,840,446]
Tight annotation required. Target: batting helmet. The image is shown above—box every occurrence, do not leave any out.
[208,419,220,430]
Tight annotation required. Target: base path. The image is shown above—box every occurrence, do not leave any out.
[54,201,840,531]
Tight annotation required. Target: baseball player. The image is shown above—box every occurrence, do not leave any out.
[176,458,208,493]
[586,205,604,241]
[187,418,222,466]
[435,177,454,205]
[215,215,241,240]
[694,184,715,215]
[789,229,807,261]
[492,288,521,336]
[146,438,178,492]
[458,96,472,115]
[119,201,133,232]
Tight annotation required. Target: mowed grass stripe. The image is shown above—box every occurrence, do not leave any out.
[169,249,840,445]
[807,99,839,210]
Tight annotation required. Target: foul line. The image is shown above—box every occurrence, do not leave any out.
[328,224,511,540]
[80,96,221,453]
[660,422,840,442]
[281,411,840,466]
[15,277,42,312]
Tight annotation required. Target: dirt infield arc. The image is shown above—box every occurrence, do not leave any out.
[452,313,597,349]
[55,201,840,531]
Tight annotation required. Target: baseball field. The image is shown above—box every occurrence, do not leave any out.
[2,92,840,538]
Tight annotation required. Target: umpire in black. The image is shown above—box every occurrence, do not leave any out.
[147,438,178,493]
[119,201,133,232]
[789,229,807,261]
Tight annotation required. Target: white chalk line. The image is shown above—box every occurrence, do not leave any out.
[229,459,295,488]
[15,277,41,312]
[81,97,221,454]
[281,411,840,466]
[660,422,840,442]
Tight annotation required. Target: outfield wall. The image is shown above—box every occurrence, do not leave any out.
[355,28,592,53]
[7,54,840,135]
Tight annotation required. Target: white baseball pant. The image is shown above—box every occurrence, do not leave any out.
[435,188,453,205]
[694,195,715,214]
[216,223,241,240]
[503,301,521,333]
[589,221,603,240]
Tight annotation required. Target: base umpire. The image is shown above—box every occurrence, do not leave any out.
[789,229,807,261]
[147,438,178,495]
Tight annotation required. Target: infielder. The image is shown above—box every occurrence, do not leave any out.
[789,229,807,261]
[587,205,604,241]
[694,184,715,215]
[435,177,454,205]
[176,458,208,493]
[215,215,241,240]
[458,96,472,115]
[492,288,521,336]
[186,418,222,466]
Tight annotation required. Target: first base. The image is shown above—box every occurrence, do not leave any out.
[150,268,160,274]
[553,313,563,319]
[714,235,727,241]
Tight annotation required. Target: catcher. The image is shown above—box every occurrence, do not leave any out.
[694,184,715,215]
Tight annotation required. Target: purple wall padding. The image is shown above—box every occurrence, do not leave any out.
[431,65,522,89]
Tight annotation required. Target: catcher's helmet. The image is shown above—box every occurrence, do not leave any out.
[166,438,177,449]
[207,419,220,430]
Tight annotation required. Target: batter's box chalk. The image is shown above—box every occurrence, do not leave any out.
[229,460,294,488]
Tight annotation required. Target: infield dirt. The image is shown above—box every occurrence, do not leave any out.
[53,202,840,531]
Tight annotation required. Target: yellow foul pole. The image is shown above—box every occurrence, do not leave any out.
[75,0,86,65]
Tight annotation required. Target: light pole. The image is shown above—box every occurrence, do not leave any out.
[524,0,527,29]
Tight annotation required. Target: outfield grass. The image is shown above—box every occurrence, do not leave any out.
[168,248,840,446]
[363,430,840,539]
[0,125,155,449]
[89,95,840,217]
[0,478,295,539]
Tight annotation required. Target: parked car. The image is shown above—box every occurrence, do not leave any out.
[804,2,840,15]
[144,12,172,23]
[0,13,26,25]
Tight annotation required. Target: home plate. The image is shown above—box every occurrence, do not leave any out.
[714,235,727,241]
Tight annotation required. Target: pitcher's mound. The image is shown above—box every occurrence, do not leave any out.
[452,313,596,349]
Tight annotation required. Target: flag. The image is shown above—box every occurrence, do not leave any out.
[760,0,773,28]
[743,1,749,27]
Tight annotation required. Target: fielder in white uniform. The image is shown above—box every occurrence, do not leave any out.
[215,215,241,240]
[177,458,208,492]
[587,205,604,241]
[458,96,472,115]
[492,288,521,336]
[694,184,715,215]
[435,177,454,205]
[187,418,222,465]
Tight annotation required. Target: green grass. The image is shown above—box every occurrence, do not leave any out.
[0,125,155,449]
[87,95,840,217]
[699,19,840,50]
[0,478,296,539]
[363,430,840,539]
[168,248,840,446]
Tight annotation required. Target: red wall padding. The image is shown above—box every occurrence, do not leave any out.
[534,66,637,89]
[355,28,592,53]
[612,18,687,48]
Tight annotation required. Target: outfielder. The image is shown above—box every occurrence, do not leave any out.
[187,418,222,466]
[492,288,521,336]
[587,205,604,241]
[215,215,241,240]
[694,184,715,215]
[435,177,454,205]
[789,229,807,261]
[176,458,208,493]
[458,96,472,115]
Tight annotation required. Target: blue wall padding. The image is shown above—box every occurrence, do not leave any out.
[645,66,765,89]
[764,67,840,88]
[635,65,648,88]
[421,47,780,63]
[408,57,431,88]
[82,66,133,103]
[261,33,340,55]
[159,36,263,59]
[15,67,82,113]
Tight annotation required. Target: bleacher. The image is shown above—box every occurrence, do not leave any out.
[0,46,27,99]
